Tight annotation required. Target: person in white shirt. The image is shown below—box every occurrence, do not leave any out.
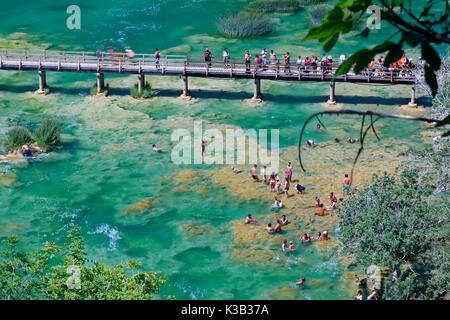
[339,53,346,66]
[223,48,229,67]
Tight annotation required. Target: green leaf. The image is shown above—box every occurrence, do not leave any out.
[421,42,442,70]
[435,114,450,127]
[424,65,438,97]
[384,43,404,66]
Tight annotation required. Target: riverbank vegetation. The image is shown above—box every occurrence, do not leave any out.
[0,226,167,300]
[131,81,153,99]
[2,119,61,156]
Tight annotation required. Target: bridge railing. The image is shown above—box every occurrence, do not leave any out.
[0,49,419,81]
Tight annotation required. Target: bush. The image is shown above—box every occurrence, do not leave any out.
[246,0,300,13]
[307,4,331,26]
[131,81,152,98]
[217,12,272,37]
[34,119,61,150]
[4,127,33,151]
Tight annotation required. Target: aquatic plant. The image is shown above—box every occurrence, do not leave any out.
[131,81,152,98]
[307,4,331,26]
[246,0,300,13]
[4,126,33,151]
[217,12,272,37]
[90,83,110,96]
[34,119,61,150]
[298,0,327,4]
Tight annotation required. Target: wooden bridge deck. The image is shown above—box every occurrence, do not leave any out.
[0,49,417,84]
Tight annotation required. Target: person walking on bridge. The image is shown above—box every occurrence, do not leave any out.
[154,48,161,70]
[95,48,103,62]
[284,52,291,73]
[204,48,212,68]
[223,48,229,68]
[245,51,251,74]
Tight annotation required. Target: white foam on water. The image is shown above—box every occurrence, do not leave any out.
[88,223,122,251]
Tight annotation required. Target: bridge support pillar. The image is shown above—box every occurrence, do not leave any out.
[408,85,417,107]
[138,74,145,95]
[179,75,191,100]
[35,71,49,95]
[327,82,336,105]
[96,73,105,95]
[252,78,262,102]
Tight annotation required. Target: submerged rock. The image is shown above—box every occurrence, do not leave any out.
[123,197,160,215]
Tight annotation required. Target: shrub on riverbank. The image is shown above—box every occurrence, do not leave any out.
[131,81,152,98]
[34,119,61,151]
[337,145,449,299]
[0,226,167,299]
[246,0,300,13]
[217,12,272,37]
[4,127,33,151]
[90,83,110,96]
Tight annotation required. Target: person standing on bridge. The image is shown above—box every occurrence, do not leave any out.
[284,52,291,73]
[254,54,261,72]
[222,48,229,68]
[154,48,161,70]
[260,48,268,68]
[95,48,103,62]
[107,46,115,64]
[269,50,276,70]
[204,48,212,68]
[125,46,135,64]
[245,51,251,74]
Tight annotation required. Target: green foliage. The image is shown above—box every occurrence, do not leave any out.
[131,81,152,98]
[0,226,167,300]
[302,0,449,96]
[246,0,300,13]
[4,126,33,151]
[337,166,449,299]
[217,12,272,37]
[33,119,61,150]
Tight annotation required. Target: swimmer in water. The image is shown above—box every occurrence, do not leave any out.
[280,214,289,225]
[306,139,315,147]
[245,214,254,224]
[281,239,287,251]
[354,290,363,300]
[315,203,326,216]
[269,174,276,192]
[152,144,162,152]
[250,164,259,181]
[335,138,340,143]
[273,197,283,209]
[265,223,274,233]
[347,137,356,144]
[232,167,241,173]
[261,165,267,183]
[314,196,320,207]
[294,184,306,194]
[316,124,323,132]
[288,241,296,251]
[284,177,290,197]
[322,230,329,240]
[296,277,306,286]
[286,162,293,183]
[274,220,282,232]
[343,173,351,194]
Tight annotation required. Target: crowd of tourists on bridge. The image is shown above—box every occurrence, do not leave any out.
[92,46,422,78]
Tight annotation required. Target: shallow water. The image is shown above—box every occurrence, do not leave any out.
[0,0,444,299]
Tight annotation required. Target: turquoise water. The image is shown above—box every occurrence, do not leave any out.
[0,0,444,299]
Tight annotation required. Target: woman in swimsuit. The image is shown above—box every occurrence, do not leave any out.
[288,241,296,251]
[286,162,293,183]
[280,214,289,225]
[274,220,282,232]
[269,174,276,192]
[284,178,290,197]
[281,240,287,251]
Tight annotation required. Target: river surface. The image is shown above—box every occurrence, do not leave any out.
[0,0,444,299]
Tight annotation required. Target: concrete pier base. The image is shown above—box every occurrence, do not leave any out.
[408,86,417,107]
[138,74,145,95]
[96,73,105,95]
[179,75,192,100]
[35,71,49,95]
[327,82,336,105]
[251,78,262,102]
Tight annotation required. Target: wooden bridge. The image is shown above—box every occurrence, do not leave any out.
[0,49,419,105]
